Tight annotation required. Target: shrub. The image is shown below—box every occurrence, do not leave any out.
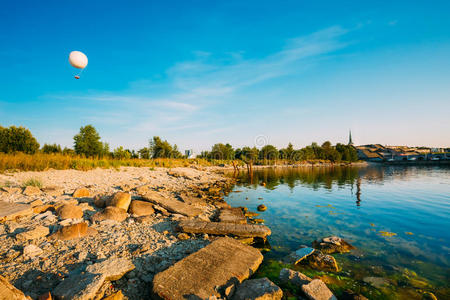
[22,177,43,188]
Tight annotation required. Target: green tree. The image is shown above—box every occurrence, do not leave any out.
[113,146,131,160]
[259,145,279,160]
[138,147,151,159]
[73,125,103,157]
[41,143,62,154]
[62,147,75,156]
[149,136,182,158]
[210,143,235,160]
[0,125,40,154]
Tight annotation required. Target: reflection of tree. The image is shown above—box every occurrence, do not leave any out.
[233,166,361,191]
[356,177,361,208]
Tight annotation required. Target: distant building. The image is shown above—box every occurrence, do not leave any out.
[348,130,353,145]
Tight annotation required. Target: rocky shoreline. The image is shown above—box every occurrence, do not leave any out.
[1,166,370,300]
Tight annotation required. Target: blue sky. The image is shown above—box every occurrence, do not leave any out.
[1,0,449,151]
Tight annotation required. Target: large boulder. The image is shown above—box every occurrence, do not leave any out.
[301,250,339,272]
[301,279,337,300]
[152,237,263,299]
[233,277,283,300]
[52,272,106,300]
[72,188,90,198]
[106,192,131,211]
[56,204,83,220]
[91,207,127,222]
[128,200,154,217]
[312,236,355,254]
[0,275,27,300]
[93,194,110,208]
[49,222,97,240]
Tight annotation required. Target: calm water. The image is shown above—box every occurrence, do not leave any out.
[225,165,450,299]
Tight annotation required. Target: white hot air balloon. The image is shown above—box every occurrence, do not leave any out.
[69,51,88,79]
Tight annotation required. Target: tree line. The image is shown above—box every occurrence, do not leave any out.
[0,125,358,162]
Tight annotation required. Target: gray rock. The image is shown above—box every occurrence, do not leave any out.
[23,244,43,259]
[301,279,337,300]
[233,277,283,300]
[86,257,135,281]
[282,247,315,264]
[53,272,106,300]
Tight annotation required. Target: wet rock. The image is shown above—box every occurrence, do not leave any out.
[362,277,389,288]
[257,204,267,212]
[152,237,263,299]
[86,257,135,280]
[72,188,90,198]
[219,207,247,224]
[23,185,41,196]
[301,250,339,272]
[301,279,337,300]
[279,268,312,286]
[312,236,355,254]
[56,204,83,220]
[233,277,283,300]
[107,192,132,211]
[128,200,155,216]
[282,247,315,264]
[0,275,27,300]
[23,244,43,259]
[341,290,369,300]
[52,272,106,300]
[91,207,127,222]
[178,220,271,238]
[16,225,49,241]
[0,202,33,222]
[49,222,98,240]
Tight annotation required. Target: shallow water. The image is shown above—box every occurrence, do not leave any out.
[224,165,450,299]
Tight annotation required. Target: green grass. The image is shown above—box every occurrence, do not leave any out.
[22,177,43,188]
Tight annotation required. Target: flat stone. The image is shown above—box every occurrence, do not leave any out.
[1,187,21,194]
[23,244,43,259]
[52,272,106,300]
[30,199,43,207]
[178,220,271,238]
[0,275,27,300]
[0,202,33,222]
[141,191,203,217]
[91,207,127,222]
[128,200,154,217]
[16,225,49,241]
[219,207,247,224]
[282,247,315,264]
[72,188,90,198]
[301,279,337,300]
[42,186,64,197]
[279,268,312,286]
[57,204,83,220]
[49,222,98,240]
[106,192,131,211]
[23,186,41,196]
[33,204,55,214]
[233,277,283,300]
[152,237,263,299]
[86,257,135,281]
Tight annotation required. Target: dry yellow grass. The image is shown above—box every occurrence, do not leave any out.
[0,153,224,172]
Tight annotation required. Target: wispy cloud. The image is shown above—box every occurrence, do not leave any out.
[44,26,350,148]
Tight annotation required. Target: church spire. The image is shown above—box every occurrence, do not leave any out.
[348,130,353,145]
